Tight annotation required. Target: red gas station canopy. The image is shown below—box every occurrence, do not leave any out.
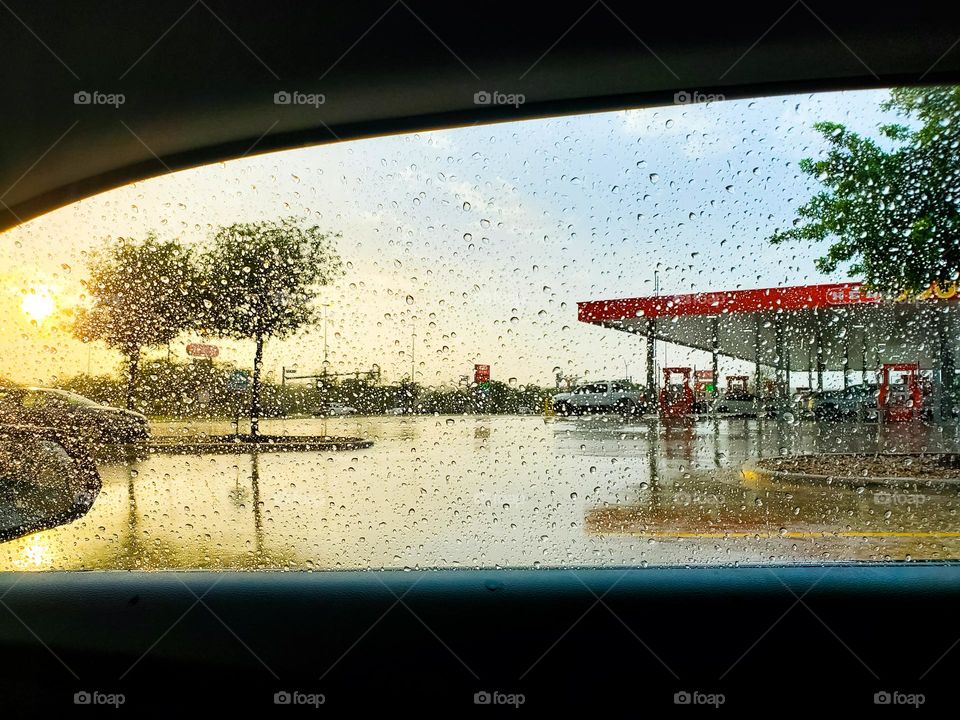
[578,282,880,323]
[578,282,958,372]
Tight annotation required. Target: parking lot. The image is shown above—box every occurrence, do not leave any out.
[2,415,959,570]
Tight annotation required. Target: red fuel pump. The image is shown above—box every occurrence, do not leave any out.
[726,375,750,399]
[878,363,922,422]
[692,370,714,413]
[659,367,694,417]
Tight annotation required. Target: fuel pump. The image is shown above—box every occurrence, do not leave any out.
[659,367,694,417]
[878,363,922,422]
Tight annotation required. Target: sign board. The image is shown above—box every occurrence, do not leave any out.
[227,370,251,391]
[187,343,220,359]
[474,364,490,384]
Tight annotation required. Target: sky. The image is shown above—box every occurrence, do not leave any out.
[0,87,898,389]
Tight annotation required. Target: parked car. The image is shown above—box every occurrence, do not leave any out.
[313,402,358,417]
[808,385,879,421]
[552,381,650,416]
[711,386,760,416]
[0,387,150,443]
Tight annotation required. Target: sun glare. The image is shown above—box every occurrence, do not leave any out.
[21,286,56,323]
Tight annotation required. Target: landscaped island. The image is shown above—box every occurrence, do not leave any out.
[750,453,960,482]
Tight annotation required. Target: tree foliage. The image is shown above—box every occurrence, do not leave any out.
[770,86,960,295]
[200,219,342,339]
[200,218,343,434]
[73,234,199,408]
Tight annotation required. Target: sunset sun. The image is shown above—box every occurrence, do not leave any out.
[21,286,56,323]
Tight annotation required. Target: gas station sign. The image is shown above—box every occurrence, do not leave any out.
[227,370,251,391]
[474,364,490,385]
[694,369,714,394]
[187,343,220,358]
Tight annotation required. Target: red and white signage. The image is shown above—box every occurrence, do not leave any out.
[187,343,220,359]
[474,364,490,384]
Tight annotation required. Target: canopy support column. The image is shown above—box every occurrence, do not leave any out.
[754,315,763,412]
[711,316,720,400]
[814,309,825,391]
[645,318,656,394]
[775,315,786,399]
[861,331,868,385]
[843,324,850,390]
[940,308,956,418]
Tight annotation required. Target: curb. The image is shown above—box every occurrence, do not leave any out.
[144,437,373,454]
[741,455,960,487]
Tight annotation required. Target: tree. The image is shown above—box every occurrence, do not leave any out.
[770,86,960,295]
[201,218,342,436]
[74,234,199,409]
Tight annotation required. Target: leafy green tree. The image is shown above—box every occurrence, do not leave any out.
[74,234,199,409]
[201,218,342,436]
[771,86,960,295]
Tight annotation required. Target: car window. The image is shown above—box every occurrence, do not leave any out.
[20,392,49,409]
[1,85,959,570]
[48,390,99,407]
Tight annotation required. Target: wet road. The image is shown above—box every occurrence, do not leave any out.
[2,415,960,570]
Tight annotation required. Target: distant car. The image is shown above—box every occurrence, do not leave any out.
[384,407,407,416]
[313,402,358,417]
[711,385,760,416]
[552,381,649,416]
[0,387,150,443]
[808,385,879,421]
[711,395,759,416]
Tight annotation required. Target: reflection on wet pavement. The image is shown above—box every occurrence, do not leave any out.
[1,415,959,570]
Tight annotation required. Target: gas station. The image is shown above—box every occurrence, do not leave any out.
[578,282,960,420]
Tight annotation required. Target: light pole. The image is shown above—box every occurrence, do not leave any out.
[410,326,416,383]
[321,303,331,377]
[654,269,660,386]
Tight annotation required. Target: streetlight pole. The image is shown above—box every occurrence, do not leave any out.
[653,269,660,386]
[321,303,331,377]
[645,270,660,394]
